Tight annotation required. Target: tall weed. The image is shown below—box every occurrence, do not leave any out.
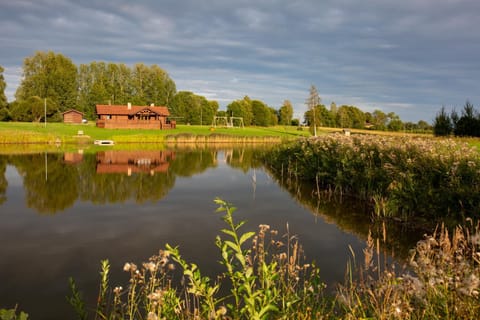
[264,135,480,220]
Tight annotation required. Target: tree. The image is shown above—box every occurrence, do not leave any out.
[129,63,176,107]
[0,66,7,109]
[15,51,77,118]
[417,120,431,132]
[268,107,278,126]
[0,65,8,121]
[251,100,270,126]
[305,85,321,136]
[371,109,388,130]
[10,96,58,122]
[226,96,254,125]
[433,106,452,136]
[279,100,293,125]
[77,62,176,119]
[77,61,111,119]
[304,104,334,129]
[169,91,217,125]
[336,105,366,129]
[169,91,196,124]
[454,101,480,137]
[387,112,403,131]
[330,101,337,116]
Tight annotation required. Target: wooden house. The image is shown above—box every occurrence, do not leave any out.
[62,109,84,124]
[95,103,176,129]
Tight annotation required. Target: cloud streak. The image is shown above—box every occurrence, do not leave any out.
[1,0,479,122]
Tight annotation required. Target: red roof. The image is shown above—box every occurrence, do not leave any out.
[62,109,84,115]
[96,104,170,116]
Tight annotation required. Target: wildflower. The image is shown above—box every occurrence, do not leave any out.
[259,224,271,232]
[144,262,156,272]
[459,274,480,296]
[148,289,164,301]
[159,256,169,267]
[159,249,170,258]
[275,241,285,248]
[123,262,132,272]
[216,306,227,316]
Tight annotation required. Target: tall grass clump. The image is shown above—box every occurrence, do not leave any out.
[337,219,480,319]
[263,134,480,220]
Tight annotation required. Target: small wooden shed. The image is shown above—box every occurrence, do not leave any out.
[62,109,84,124]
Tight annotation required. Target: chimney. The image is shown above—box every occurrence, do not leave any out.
[127,102,131,110]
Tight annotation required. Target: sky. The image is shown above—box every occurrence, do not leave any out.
[1,0,479,123]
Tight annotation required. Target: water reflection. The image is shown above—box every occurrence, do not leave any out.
[0,147,414,319]
[96,150,175,175]
[0,148,266,214]
[266,170,424,259]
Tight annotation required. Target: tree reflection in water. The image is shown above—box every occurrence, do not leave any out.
[0,147,264,214]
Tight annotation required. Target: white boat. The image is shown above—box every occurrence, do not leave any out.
[94,140,115,146]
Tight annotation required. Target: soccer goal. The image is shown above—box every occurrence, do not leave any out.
[212,116,244,128]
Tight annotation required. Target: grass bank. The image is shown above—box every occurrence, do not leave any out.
[262,134,480,222]
[0,122,310,144]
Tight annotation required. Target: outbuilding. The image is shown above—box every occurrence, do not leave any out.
[62,109,84,124]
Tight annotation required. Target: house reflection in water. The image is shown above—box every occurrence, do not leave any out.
[96,150,175,176]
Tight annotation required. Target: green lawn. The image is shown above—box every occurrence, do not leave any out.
[0,122,311,144]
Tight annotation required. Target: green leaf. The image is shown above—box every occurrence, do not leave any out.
[221,229,237,239]
[258,304,279,318]
[235,252,246,266]
[239,231,256,246]
[224,240,239,252]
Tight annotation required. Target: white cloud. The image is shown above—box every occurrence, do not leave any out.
[1,0,479,122]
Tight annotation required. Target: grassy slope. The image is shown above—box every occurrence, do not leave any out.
[0,122,310,144]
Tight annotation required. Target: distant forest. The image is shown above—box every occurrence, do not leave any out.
[0,50,431,132]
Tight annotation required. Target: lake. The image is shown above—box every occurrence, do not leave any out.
[0,146,414,319]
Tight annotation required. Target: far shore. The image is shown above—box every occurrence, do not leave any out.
[0,122,311,145]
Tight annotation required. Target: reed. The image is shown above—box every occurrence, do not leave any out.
[337,219,480,319]
[263,134,480,221]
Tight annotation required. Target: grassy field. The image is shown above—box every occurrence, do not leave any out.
[0,122,311,144]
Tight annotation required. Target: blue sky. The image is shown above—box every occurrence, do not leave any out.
[1,0,479,122]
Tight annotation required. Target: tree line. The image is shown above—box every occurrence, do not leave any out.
[433,101,480,137]
[304,85,431,133]
[0,51,428,130]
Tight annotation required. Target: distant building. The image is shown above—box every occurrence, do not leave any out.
[95,103,176,129]
[62,109,84,124]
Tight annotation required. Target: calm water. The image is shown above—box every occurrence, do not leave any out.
[0,147,412,319]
